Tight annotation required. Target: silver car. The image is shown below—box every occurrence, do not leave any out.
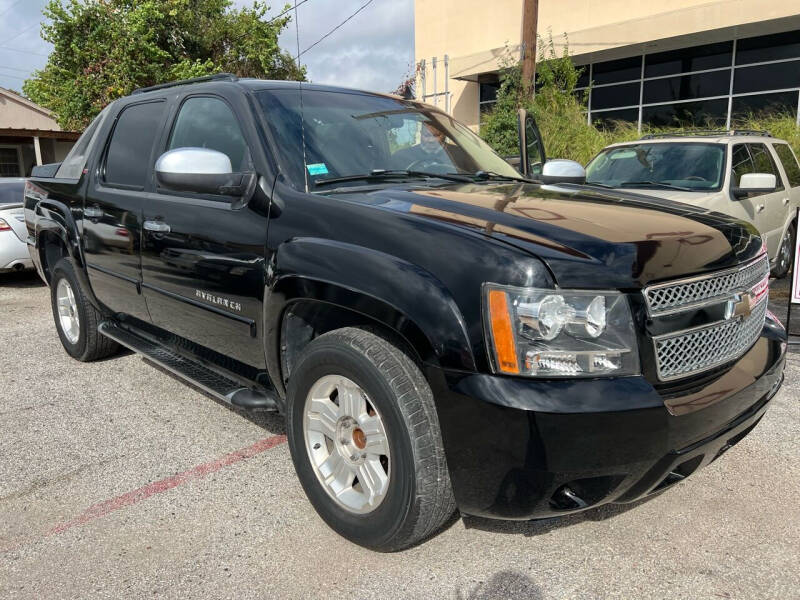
[0,178,32,273]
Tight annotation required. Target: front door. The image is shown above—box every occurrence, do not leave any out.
[84,99,169,321]
[730,142,787,257]
[140,94,268,368]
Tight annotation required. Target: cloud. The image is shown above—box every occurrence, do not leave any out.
[243,0,415,93]
[0,0,415,95]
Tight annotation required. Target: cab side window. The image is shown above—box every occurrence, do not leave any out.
[167,97,250,171]
[773,143,800,187]
[747,143,784,192]
[731,144,754,186]
[104,101,166,189]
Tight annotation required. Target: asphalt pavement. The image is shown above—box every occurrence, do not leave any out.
[1,270,798,600]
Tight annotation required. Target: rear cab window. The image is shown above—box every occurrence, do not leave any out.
[55,106,111,179]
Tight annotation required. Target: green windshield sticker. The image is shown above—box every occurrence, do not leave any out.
[307,163,329,175]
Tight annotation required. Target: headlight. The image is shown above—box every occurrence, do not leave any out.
[484,284,640,377]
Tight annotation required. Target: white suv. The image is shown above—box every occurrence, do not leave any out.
[585,131,800,277]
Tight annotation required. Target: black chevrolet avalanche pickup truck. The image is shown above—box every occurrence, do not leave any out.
[24,74,786,551]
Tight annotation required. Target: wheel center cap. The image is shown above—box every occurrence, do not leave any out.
[352,428,366,450]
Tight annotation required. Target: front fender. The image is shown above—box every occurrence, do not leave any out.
[265,237,475,382]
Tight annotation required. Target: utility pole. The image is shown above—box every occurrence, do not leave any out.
[521,0,539,90]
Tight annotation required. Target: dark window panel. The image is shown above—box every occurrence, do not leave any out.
[479,101,496,115]
[591,81,640,110]
[479,82,499,103]
[104,101,166,188]
[736,29,800,65]
[590,108,639,129]
[774,144,800,187]
[643,69,731,104]
[592,56,642,84]
[733,60,800,94]
[731,91,799,123]
[641,98,728,127]
[645,41,733,77]
[576,65,590,88]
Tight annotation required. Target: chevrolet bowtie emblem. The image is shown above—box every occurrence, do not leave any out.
[725,292,753,320]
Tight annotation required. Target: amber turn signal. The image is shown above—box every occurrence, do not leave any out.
[487,289,520,374]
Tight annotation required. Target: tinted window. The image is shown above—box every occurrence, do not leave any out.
[748,143,784,191]
[642,69,730,104]
[774,144,800,187]
[736,29,800,65]
[592,56,641,84]
[641,98,728,127]
[104,102,165,188]
[168,97,249,171]
[57,106,110,179]
[734,60,800,94]
[591,108,639,129]
[731,91,799,123]
[591,82,640,110]
[644,41,733,77]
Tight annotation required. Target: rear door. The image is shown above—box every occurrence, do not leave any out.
[771,142,800,217]
[84,99,169,321]
[140,92,269,368]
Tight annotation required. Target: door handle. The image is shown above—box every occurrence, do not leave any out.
[756,204,765,213]
[143,220,171,233]
[84,205,103,219]
[783,198,790,206]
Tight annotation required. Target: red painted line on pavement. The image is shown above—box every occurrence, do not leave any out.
[46,434,287,536]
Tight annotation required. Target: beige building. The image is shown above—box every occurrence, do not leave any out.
[0,88,77,177]
[415,1,800,131]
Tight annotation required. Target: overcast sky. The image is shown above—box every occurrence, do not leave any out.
[0,0,414,95]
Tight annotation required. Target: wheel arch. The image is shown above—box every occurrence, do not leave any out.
[264,238,476,398]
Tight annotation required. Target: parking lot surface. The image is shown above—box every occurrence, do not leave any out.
[1,270,798,600]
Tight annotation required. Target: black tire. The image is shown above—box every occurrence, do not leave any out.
[286,327,456,551]
[50,258,120,361]
[771,222,796,279]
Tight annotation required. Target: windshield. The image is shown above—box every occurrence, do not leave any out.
[0,179,25,206]
[585,142,725,191]
[256,88,520,190]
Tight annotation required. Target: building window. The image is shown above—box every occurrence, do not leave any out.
[478,74,501,129]
[0,146,22,177]
[569,28,800,129]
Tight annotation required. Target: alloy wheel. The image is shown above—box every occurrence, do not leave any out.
[56,278,80,344]
[303,375,391,514]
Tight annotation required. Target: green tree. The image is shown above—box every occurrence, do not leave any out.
[24,0,305,130]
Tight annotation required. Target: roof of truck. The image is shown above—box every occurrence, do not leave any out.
[604,131,784,149]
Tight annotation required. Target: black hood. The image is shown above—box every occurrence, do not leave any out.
[335,181,763,289]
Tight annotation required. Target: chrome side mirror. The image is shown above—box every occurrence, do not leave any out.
[541,159,587,185]
[155,147,250,196]
[733,173,777,198]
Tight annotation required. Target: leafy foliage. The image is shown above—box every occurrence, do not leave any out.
[24,0,305,130]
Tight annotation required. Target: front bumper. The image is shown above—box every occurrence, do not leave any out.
[429,315,786,520]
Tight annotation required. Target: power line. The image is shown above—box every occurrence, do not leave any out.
[2,20,42,46]
[297,0,375,60]
[267,0,310,26]
[0,70,27,81]
[0,0,27,20]
[0,46,49,57]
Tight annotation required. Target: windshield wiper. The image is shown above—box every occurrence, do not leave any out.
[314,169,473,187]
[581,181,615,189]
[470,170,535,183]
[617,180,693,191]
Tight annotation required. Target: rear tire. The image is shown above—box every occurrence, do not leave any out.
[771,222,795,279]
[286,327,455,551]
[50,258,119,361]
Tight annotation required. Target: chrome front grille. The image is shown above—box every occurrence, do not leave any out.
[644,255,769,317]
[644,254,769,381]
[653,298,767,381]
